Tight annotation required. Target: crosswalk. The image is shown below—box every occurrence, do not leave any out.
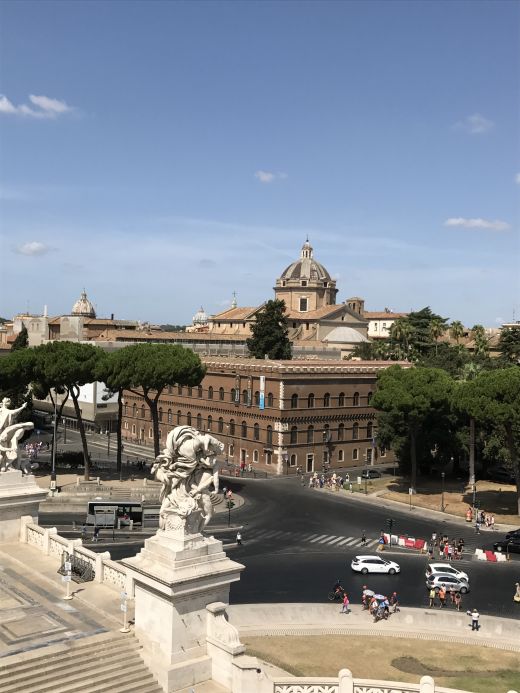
[231,528,380,550]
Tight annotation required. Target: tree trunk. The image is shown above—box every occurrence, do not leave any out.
[410,429,417,493]
[70,387,90,481]
[116,389,123,478]
[505,423,520,516]
[468,417,476,492]
[144,390,161,458]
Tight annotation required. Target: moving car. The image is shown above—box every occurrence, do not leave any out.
[361,469,382,479]
[505,528,520,541]
[425,574,469,594]
[425,563,469,583]
[351,555,400,575]
[493,537,520,554]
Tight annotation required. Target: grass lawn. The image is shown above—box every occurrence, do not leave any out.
[244,634,520,693]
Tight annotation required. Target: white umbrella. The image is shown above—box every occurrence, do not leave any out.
[363,589,375,596]
[374,594,386,600]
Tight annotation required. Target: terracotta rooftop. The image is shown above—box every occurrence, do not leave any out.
[364,311,408,319]
[210,307,259,321]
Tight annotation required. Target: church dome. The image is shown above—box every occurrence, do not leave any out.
[192,306,208,326]
[322,326,368,344]
[71,290,96,318]
[280,240,332,281]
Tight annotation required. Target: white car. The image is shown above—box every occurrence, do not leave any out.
[351,555,401,575]
[425,574,469,594]
[425,563,469,583]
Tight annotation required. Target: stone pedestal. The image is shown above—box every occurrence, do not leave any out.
[0,470,48,542]
[123,512,245,693]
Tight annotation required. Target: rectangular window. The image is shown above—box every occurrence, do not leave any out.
[124,422,129,430]
[132,424,136,435]
[253,450,259,463]
[299,297,308,312]
[352,448,359,461]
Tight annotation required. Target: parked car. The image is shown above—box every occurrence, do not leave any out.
[425,574,469,594]
[487,467,515,484]
[351,555,400,575]
[493,538,520,554]
[425,563,469,583]
[361,469,382,479]
[505,528,520,541]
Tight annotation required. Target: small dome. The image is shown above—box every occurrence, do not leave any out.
[280,240,331,282]
[192,306,208,326]
[322,326,368,344]
[72,290,96,318]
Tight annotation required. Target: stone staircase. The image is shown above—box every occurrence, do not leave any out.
[0,631,163,693]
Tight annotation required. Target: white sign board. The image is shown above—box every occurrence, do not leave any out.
[409,488,413,495]
[120,603,127,612]
[62,575,72,583]
[357,476,362,485]
[64,562,72,572]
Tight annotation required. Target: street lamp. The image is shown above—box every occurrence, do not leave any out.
[50,391,57,493]
[441,471,445,512]
[364,454,368,495]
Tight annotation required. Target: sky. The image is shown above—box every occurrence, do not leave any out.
[1,0,519,327]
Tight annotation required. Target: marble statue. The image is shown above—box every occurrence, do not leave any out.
[152,425,224,533]
[0,398,34,473]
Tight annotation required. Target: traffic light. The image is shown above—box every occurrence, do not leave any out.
[386,518,394,532]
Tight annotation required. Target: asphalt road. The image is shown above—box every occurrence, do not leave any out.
[39,476,520,618]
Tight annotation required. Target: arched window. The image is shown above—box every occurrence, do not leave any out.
[241,421,247,438]
[141,405,145,419]
[242,389,248,404]
[353,392,360,406]
[196,413,202,430]
[132,403,137,418]
[367,392,373,404]
[308,393,315,408]
[208,386,214,400]
[207,415,213,431]
[229,419,235,436]
[158,407,163,422]
[291,393,298,409]
[266,425,273,446]
[167,409,172,424]
[124,403,128,416]
[187,412,192,426]
[352,448,359,461]
[307,425,314,444]
[267,392,274,407]
[367,422,373,439]
[338,449,344,462]
[323,424,330,442]
[324,392,330,407]
[253,423,260,440]
[254,391,260,405]
[352,422,359,440]
[338,423,345,441]
[218,417,224,433]
[197,385,203,398]
[253,450,259,463]
[266,451,272,464]
[231,388,236,403]
[290,426,298,445]
[290,454,297,467]
[338,392,345,407]
[219,387,225,401]
[176,410,182,425]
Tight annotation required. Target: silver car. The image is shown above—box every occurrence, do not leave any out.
[425,574,469,594]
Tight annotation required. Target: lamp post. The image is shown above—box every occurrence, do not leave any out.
[441,471,446,512]
[364,454,368,495]
[50,391,57,493]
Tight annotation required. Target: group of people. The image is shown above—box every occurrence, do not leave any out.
[428,584,463,610]
[333,581,399,621]
[309,471,349,490]
[24,440,44,459]
[427,533,465,561]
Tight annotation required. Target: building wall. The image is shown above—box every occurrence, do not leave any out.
[121,360,397,475]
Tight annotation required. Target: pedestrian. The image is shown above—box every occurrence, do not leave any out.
[514,582,520,604]
[93,526,100,542]
[443,543,449,561]
[449,587,456,606]
[454,591,462,612]
[236,531,242,545]
[475,520,481,535]
[222,486,227,497]
[361,530,367,546]
[447,543,453,562]
[468,608,480,631]
[341,592,350,614]
[428,543,434,560]
[361,586,368,610]
[438,585,446,608]
[390,591,400,613]
[490,515,495,531]
[81,523,87,538]
[429,587,436,609]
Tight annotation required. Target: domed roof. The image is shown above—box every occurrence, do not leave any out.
[71,290,96,318]
[192,306,208,325]
[280,240,332,281]
[322,326,368,344]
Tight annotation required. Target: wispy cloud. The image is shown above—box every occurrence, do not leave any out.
[515,173,520,185]
[0,94,75,119]
[453,113,494,135]
[444,217,510,232]
[254,170,288,184]
[14,241,53,256]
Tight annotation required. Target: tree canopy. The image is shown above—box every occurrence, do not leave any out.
[11,324,29,351]
[246,299,292,360]
[497,325,520,365]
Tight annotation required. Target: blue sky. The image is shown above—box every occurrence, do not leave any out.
[1,0,518,327]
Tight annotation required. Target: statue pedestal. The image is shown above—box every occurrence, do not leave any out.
[0,470,48,542]
[123,515,245,692]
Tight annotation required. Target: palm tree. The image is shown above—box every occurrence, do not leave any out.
[430,317,447,356]
[449,320,465,344]
[390,318,413,358]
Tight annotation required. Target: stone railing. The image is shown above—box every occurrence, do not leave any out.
[19,516,131,593]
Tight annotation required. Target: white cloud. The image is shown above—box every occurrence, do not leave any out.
[515,173,520,184]
[254,170,288,184]
[454,113,494,135]
[15,241,52,256]
[444,217,510,232]
[0,93,74,119]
